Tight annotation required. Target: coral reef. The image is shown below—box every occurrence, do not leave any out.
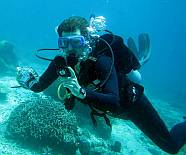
[77,128,122,155]
[6,95,78,154]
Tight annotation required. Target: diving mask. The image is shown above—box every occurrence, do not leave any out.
[58,35,86,49]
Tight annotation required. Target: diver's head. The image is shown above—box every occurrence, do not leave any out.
[57,16,89,37]
[57,16,92,66]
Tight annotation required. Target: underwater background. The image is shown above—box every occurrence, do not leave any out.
[0,0,186,154]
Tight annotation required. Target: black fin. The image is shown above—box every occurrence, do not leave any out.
[127,37,138,57]
[138,33,151,65]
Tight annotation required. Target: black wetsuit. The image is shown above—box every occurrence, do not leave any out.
[31,34,186,154]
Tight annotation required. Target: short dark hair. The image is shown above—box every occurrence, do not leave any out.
[57,16,89,37]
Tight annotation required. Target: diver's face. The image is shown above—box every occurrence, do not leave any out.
[61,29,85,58]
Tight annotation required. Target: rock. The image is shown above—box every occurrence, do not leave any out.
[111,141,122,152]
[148,147,161,155]
[0,40,18,76]
[78,140,91,155]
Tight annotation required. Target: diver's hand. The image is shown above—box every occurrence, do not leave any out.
[60,67,86,99]
[16,66,39,90]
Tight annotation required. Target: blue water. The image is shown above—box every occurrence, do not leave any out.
[0,0,185,110]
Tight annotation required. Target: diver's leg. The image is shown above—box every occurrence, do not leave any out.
[170,120,186,151]
[126,94,180,154]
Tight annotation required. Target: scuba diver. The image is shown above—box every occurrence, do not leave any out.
[16,16,186,154]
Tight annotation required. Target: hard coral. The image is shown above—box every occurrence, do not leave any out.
[6,95,78,149]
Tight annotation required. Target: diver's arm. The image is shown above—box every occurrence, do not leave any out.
[83,55,120,112]
[31,56,65,92]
